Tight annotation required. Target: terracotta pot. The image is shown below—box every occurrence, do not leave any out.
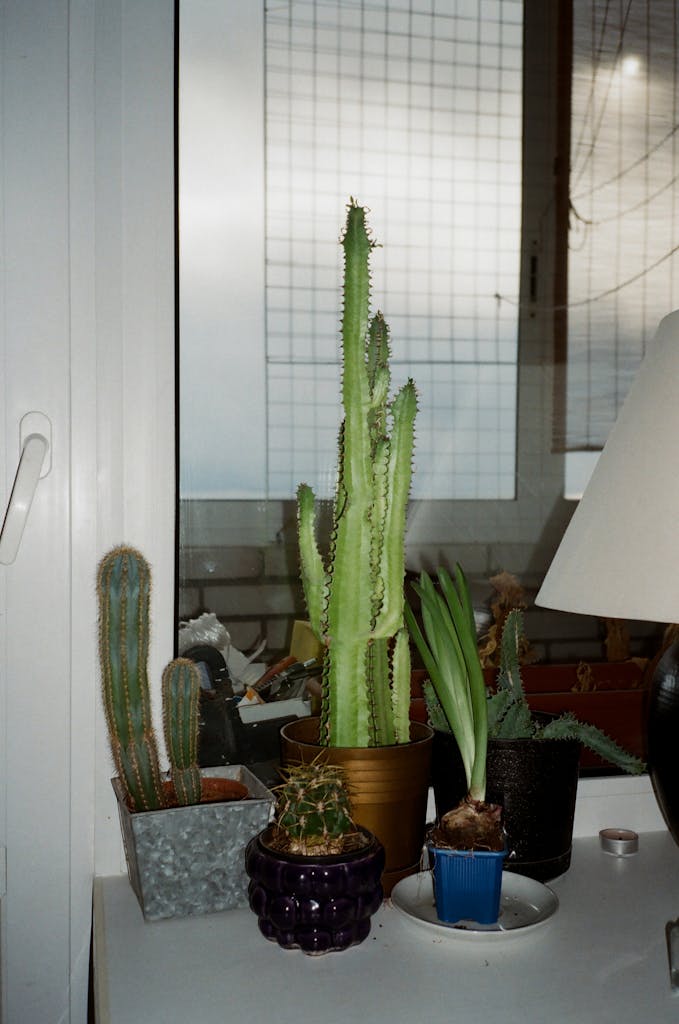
[199,777,249,803]
[245,826,384,955]
[160,776,249,807]
[279,717,433,894]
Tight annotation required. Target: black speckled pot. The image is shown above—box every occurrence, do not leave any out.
[431,728,581,882]
[647,639,679,845]
[245,827,385,955]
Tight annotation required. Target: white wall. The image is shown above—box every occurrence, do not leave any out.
[0,2,175,1021]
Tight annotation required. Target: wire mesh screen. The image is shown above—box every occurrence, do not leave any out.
[565,0,679,451]
[264,0,523,499]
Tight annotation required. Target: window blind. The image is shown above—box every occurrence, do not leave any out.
[564,0,679,451]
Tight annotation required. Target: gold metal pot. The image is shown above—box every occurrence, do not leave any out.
[280,717,433,894]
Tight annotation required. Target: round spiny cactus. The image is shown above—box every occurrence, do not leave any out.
[275,761,356,856]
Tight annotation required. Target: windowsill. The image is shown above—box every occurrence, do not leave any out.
[573,772,665,837]
[94,778,675,1024]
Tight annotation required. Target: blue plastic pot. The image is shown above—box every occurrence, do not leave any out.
[429,844,507,925]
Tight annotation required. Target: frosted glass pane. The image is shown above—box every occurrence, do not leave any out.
[264,0,522,500]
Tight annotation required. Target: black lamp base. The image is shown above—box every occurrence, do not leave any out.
[648,638,679,846]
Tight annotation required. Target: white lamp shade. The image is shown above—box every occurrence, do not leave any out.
[536,309,679,623]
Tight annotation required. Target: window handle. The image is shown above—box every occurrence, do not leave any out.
[0,413,51,565]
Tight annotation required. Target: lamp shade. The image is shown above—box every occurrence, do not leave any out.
[536,309,679,623]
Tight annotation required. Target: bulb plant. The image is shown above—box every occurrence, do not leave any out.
[297,199,417,749]
[97,544,206,811]
[405,572,645,848]
[405,565,503,850]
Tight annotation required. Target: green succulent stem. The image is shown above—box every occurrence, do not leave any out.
[162,658,202,806]
[98,546,210,811]
[297,200,416,748]
[97,546,166,812]
[488,607,645,773]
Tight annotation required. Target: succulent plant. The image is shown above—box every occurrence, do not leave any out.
[98,545,211,810]
[409,576,646,773]
[488,609,645,774]
[297,200,417,748]
[274,761,357,856]
[97,545,166,811]
[405,565,503,850]
[162,657,202,806]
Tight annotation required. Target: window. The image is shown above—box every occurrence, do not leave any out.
[263,0,522,500]
[563,0,679,451]
[178,3,600,664]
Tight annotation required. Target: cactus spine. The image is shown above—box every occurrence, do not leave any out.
[97,546,166,811]
[162,658,202,806]
[275,761,356,856]
[297,200,417,748]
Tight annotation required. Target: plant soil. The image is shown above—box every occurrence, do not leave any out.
[125,777,250,811]
[429,797,504,851]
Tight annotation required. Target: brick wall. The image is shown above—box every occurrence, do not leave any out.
[178,499,664,666]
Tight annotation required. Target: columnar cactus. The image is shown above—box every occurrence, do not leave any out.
[297,200,417,748]
[97,545,166,811]
[162,657,202,806]
[275,761,356,856]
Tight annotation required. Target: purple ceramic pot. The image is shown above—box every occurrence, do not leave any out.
[245,826,385,955]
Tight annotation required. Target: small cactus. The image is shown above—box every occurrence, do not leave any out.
[162,658,202,806]
[274,761,357,856]
[98,545,210,812]
[487,609,645,773]
[97,546,166,811]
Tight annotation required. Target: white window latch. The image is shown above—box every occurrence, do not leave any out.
[0,412,52,565]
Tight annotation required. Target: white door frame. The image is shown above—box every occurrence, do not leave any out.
[0,2,175,1021]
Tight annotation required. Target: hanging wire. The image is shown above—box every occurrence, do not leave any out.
[570,0,614,182]
[494,240,679,313]
[572,122,679,201]
[570,171,679,226]
[570,0,635,190]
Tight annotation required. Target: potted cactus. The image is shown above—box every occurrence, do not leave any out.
[98,545,274,920]
[245,760,384,955]
[280,201,433,893]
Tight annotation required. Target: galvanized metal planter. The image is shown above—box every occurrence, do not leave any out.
[113,766,274,921]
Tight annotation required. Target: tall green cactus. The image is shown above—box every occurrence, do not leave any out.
[97,546,166,811]
[162,658,202,806]
[297,200,417,748]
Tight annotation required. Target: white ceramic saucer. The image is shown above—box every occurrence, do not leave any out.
[390,871,559,941]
